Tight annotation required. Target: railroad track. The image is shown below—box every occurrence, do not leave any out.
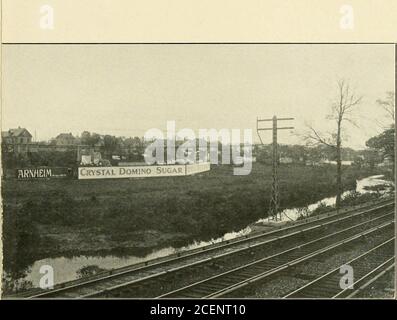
[156,214,394,298]
[344,261,395,298]
[12,199,393,299]
[284,238,395,298]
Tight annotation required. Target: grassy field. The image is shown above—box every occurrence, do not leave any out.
[2,163,377,273]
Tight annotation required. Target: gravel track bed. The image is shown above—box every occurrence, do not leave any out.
[355,268,395,299]
[96,214,392,298]
[234,231,394,298]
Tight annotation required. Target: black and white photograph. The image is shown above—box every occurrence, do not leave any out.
[1,43,395,301]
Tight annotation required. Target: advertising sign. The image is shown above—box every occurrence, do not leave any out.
[16,167,72,179]
[17,168,52,179]
[185,162,211,175]
[78,164,187,179]
[78,163,210,180]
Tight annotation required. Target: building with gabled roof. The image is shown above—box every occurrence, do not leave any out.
[53,133,78,146]
[1,127,32,144]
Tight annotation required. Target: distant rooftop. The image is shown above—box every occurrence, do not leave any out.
[1,127,32,137]
[55,133,75,139]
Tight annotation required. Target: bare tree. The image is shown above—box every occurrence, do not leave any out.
[376,91,395,126]
[303,80,362,211]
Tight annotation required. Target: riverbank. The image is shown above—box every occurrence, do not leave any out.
[254,174,395,224]
[1,164,384,292]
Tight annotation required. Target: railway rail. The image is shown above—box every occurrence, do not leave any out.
[284,238,395,298]
[11,199,393,299]
[345,262,395,298]
[157,215,394,298]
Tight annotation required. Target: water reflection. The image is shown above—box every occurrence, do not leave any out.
[4,175,393,291]
[257,174,393,223]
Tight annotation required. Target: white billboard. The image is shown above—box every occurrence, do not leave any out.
[79,165,186,180]
[78,163,210,180]
[185,162,211,175]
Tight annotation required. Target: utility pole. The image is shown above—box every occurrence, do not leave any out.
[257,116,294,221]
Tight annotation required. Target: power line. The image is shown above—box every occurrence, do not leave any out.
[256,115,294,221]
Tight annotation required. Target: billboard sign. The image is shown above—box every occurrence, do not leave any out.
[78,165,186,180]
[78,163,210,180]
[17,168,52,179]
[185,162,211,175]
[16,167,72,179]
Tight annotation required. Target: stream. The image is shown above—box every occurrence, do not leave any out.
[4,175,394,290]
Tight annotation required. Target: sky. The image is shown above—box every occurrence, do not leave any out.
[2,44,395,149]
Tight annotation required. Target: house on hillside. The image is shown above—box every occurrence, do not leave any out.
[1,127,32,144]
[54,133,78,146]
